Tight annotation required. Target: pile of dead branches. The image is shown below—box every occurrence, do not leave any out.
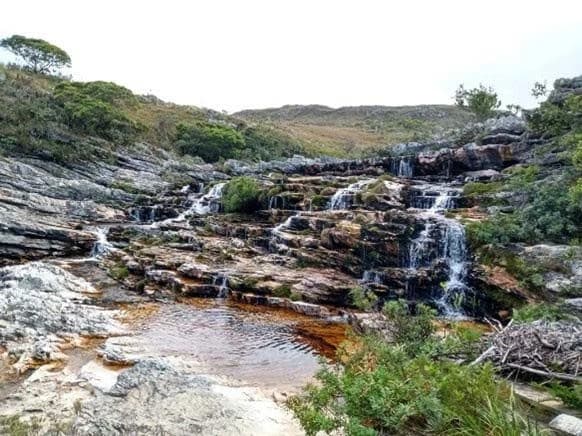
[473,320,582,383]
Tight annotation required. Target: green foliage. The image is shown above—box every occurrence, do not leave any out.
[455,84,501,121]
[528,95,582,137]
[273,284,292,298]
[109,264,129,280]
[467,178,582,247]
[546,382,582,409]
[1,35,71,74]
[222,177,262,213]
[289,327,540,436]
[54,81,138,143]
[239,125,304,160]
[382,300,435,353]
[349,286,378,311]
[512,303,571,323]
[463,181,503,197]
[174,122,245,162]
[0,415,42,436]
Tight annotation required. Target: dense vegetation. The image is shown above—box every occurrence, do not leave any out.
[0,63,304,163]
[466,90,582,248]
[290,301,540,436]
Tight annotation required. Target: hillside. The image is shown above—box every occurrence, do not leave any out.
[0,65,304,164]
[235,104,475,156]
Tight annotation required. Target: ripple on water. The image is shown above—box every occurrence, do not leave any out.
[134,299,346,388]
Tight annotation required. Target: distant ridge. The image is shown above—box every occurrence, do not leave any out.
[234,104,474,157]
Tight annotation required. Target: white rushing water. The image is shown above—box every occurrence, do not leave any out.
[213,273,229,298]
[152,182,226,227]
[393,157,414,178]
[90,227,115,258]
[329,179,375,210]
[406,185,469,316]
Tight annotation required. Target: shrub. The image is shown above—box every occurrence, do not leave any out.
[273,284,292,298]
[289,333,540,436]
[222,177,262,213]
[54,81,138,142]
[174,122,245,162]
[349,286,378,311]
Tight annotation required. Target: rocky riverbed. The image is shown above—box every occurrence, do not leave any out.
[1,115,581,434]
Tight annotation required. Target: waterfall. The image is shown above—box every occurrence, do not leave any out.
[391,157,414,178]
[213,273,229,298]
[437,220,469,316]
[189,182,226,215]
[361,270,384,286]
[329,179,375,210]
[405,185,469,316]
[90,227,115,258]
[152,182,226,227]
[269,213,298,252]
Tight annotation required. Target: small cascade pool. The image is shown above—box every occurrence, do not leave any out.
[131,299,346,389]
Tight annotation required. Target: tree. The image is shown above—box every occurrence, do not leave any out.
[531,81,547,100]
[0,35,71,74]
[454,84,501,121]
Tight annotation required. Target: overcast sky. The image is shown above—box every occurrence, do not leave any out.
[1,0,581,113]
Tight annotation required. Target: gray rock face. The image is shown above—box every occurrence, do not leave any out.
[0,147,224,263]
[549,414,582,436]
[522,245,582,295]
[73,359,302,436]
[548,76,582,105]
[0,262,123,370]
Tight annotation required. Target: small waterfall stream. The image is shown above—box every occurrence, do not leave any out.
[152,182,226,227]
[406,184,470,316]
[90,227,115,258]
[329,179,375,210]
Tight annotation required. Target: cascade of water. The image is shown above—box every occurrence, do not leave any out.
[213,273,229,298]
[437,220,469,316]
[361,270,383,286]
[152,182,226,227]
[90,227,115,258]
[189,182,226,215]
[329,179,375,210]
[405,184,469,316]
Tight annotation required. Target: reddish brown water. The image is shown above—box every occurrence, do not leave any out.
[133,298,347,389]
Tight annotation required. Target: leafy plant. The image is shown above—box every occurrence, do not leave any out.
[222,176,262,213]
[455,84,501,121]
[349,286,378,311]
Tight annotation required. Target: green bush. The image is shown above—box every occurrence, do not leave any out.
[54,81,138,142]
[349,286,378,311]
[222,177,262,213]
[273,284,292,298]
[289,306,540,436]
[174,122,245,162]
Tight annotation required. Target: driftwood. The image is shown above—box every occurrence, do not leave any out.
[478,320,582,382]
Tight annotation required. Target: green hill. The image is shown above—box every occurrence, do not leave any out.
[234,104,475,156]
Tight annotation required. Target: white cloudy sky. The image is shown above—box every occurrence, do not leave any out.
[1,0,581,112]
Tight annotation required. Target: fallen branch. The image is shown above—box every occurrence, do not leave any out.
[505,363,582,383]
